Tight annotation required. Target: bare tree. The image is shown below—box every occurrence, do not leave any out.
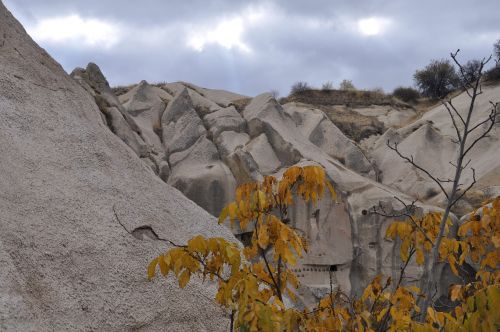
[376,50,498,320]
[290,81,310,94]
[339,79,355,91]
[322,81,334,91]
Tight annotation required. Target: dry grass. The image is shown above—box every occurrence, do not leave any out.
[282,89,402,107]
[111,84,135,96]
[231,97,252,112]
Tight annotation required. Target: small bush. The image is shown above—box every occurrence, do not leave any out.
[484,65,500,83]
[269,89,280,99]
[321,81,334,91]
[392,86,420,103]
[458,60,481,86]
[414,59,459,99]
[290,81,310,94]
[339,79,356,91]
[372,87,385,95]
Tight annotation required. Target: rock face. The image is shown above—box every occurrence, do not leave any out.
[68,50,500,303]
[364,85,500,215]
[284,103,374,178]
[0,3,235,331]
[70,59,445,301]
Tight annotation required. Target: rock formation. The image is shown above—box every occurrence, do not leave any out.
[68,51,500,304]
[0,3,235,331]
[1,0,499,328]
[68,64,452,301]
[364,84,500,215]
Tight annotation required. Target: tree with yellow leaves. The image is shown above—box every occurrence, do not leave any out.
[148,164,499,331]
[148,165,335,331]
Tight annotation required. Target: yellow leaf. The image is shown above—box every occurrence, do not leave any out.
[257,223,269,248]
[386,223,398,239]
[492,235,500,248]
[187,235,207,254]
[158,255,168,276]
[450,285,462,301]
[218,206,228,225]
[147,257,158,280]
[228,202,238,220]
[427,307,437,324]
[257,190,266,209]
[178,270,191,288]
[416,249,424,265]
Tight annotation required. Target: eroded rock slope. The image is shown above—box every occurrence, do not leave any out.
[0,3,235,331]
[70,63,465,301]
[364,84,500,215]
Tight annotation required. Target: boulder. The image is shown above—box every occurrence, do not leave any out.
[168,136,237,216]
[225,148,263,184]
[119,80,172,112]
[71,64,149,158]
[180,82,248,107]
[214,131,250,159]
[163,82,222,115]
[245,134,282,174]
[204,106,246,139]
[161,89,206,155]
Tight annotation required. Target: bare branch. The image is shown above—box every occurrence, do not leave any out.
[436,178,454,183]
[463,103,498,157]
[371,197,435,246]
[442,101,463,141]
[450,168,477,208]
[466,106,497,134]
[387,141,449,199]
[461,159,472,171]
[447,99,466,126]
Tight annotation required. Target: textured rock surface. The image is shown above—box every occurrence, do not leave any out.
[284,103,374,178]
[365,85,500,215]
[0,3,234,331]
[72,61,494,302]
[71,64,149,158]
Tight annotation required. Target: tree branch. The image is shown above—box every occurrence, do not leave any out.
[463,103,498,157]
[442,101,463,141]
[450,168,477,208]
[387,141,449,199]
[371,197,435,246]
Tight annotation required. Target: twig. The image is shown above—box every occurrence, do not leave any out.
[387,141,449,199]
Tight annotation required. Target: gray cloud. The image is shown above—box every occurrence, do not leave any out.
[4,0,499,96]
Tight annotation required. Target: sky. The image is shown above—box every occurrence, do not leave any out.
[4,0,500,97]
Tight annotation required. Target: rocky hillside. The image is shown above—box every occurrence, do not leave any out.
[363,84,500,215]
[283,89,417,141]
[70,57,500,306]
[0,3,234,331]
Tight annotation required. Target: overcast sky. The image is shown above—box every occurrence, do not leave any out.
[4,0,499,96]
